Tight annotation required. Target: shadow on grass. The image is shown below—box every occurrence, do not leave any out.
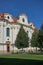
[0,58,43,65]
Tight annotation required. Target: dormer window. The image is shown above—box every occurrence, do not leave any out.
[22,18,25,22]
[30,24,32,27]
[7,16,10,19]
[17,17,19,20]
[27,31,28,33]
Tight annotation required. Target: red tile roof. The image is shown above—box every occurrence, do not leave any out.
[0,13,4,20]
[34,27,39,31]
[13,18,17,22]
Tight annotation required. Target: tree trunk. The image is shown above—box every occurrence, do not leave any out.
[36,47,37,53]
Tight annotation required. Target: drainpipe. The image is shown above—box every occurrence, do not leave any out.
[3,22,5,54]
[11,27,14,53]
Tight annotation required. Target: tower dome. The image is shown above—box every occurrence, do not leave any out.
[17,14,28,25]
[4,13,14,22]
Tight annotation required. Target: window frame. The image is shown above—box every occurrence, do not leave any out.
[6,28,10,37]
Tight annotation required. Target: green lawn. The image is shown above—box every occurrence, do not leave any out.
[0,54,43,65]
[0,54,43,60]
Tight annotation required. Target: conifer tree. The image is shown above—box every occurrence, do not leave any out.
[15,26,29,49]
[31,29,38,52]
[38,24,43,51]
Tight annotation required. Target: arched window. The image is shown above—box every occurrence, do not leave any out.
[27,31,28,33]
[7,16,10,19]
[22,18,25,22]
[6,28,10,36]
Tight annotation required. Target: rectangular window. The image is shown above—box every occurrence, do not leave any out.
[6,28,10,36]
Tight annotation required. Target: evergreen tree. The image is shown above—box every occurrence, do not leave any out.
[15,26,29,49]
[31,29,38,52]
[38,24,43,51]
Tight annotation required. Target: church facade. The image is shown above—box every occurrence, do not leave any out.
[0,13,37,53]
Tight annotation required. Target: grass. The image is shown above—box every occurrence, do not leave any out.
[0,54,43,65]
[0,54,43,60]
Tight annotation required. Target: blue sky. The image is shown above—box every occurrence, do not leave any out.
[0,0,43,29]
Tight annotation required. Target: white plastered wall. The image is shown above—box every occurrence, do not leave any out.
[23,26,34,47]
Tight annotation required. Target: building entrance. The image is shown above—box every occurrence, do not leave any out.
[6,41,10,52]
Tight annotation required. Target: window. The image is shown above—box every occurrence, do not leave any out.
[17,17,19,20]
[22,18,25,22]
[30,24,32,26]
[27,31,28,33]
[7,16,10,19]
[6,28,10,36]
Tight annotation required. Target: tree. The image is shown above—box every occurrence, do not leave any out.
[31,29,38,52]
[38,24,43,51]
[15,26,29,49]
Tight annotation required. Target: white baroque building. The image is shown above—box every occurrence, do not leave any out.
[0,13,38,53]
